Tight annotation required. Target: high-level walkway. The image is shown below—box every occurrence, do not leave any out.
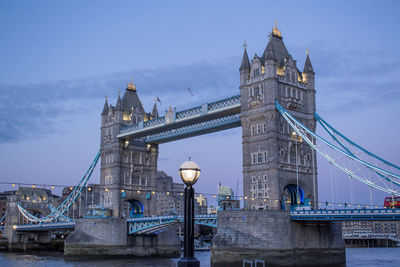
[118,95,241,143]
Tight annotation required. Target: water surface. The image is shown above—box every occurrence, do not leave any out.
[1,248,399,266]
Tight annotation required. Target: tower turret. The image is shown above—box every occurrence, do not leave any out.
[303,50,315,89]
[263,40,277,78]
[239,42,250,85]
[101,97,109,116]
[115,92,123,122]
[303,50,316,114]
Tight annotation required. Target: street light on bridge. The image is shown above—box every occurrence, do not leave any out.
[177,159,201,267]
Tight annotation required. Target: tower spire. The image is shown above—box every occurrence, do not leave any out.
[239,41,250,71]
[101,96,108,115]
[303,49,314,74]
[116,93,122,111]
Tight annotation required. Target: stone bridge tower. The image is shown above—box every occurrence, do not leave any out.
[100,82,159,217]
[240,25,317,210]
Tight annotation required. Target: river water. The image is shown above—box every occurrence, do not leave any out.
[0,248,399,266]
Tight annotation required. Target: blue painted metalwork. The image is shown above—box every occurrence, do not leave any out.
[284,185,304,204]
[48,205,72,222]
[315,112,400,187]
[118,95,241,142]
[315,112,400,172]
[0,211,6,225]
[127,214,217,235]
[17,150,101,223]
[290,208,400,221]
[145,113,241,143]
[276,101,400,196]
[128,199,144,218]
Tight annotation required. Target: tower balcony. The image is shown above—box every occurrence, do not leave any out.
[282,96,303,111]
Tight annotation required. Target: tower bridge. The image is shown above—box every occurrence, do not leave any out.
[2,24,400,265]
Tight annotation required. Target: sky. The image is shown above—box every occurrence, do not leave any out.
[0,1,400,206]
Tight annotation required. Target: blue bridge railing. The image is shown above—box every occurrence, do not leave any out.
[127,214,217,235]
[290,208,400,221]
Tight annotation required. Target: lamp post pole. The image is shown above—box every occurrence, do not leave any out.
[183,185,195,259]
[178,160,200,267]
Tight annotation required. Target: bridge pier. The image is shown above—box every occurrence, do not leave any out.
[65,218,180,257]
[211,210,345,267]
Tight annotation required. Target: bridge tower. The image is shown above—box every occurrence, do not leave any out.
[100,82,158,217]
[240,25,317,210]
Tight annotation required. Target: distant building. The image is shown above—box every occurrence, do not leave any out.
[155,171,185,216]
[217,184,240,211]
[0,187,60,224]
[195,194,208,215]
[218,184,234,203]
[342,221,400,237]
[61,184,101,219]
[342,220,400,247]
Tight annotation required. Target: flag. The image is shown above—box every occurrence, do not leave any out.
[188,87,194,96]
[156,97,162,105]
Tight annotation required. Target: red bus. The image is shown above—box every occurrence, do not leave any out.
[384,196,400,208]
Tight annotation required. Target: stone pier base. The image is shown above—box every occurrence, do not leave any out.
[211,210,345,267]
[65,218,180,257]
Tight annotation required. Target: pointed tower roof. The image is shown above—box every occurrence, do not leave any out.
[303,50,314,74]
[262,24,289,67]
[101,97,109,115]
[121,81,145,115]
[239,41,250,71]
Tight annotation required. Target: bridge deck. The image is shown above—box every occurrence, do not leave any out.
[14,222,75,231]
[118,95,241,143]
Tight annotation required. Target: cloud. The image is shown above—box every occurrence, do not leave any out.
[307,41,400,113]
[0,58,239,143]
[0,42,399,144]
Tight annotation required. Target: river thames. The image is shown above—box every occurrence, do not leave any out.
[0,248,399,266]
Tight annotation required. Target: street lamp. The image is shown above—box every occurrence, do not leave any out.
[177,160,201,267]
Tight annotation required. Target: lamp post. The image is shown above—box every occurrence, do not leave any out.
[177,160,201,267]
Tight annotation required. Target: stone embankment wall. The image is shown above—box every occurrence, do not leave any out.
[65,218,180,257]
[212,210,345,267]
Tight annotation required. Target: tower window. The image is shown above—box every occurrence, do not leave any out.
[258,152,263,163]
